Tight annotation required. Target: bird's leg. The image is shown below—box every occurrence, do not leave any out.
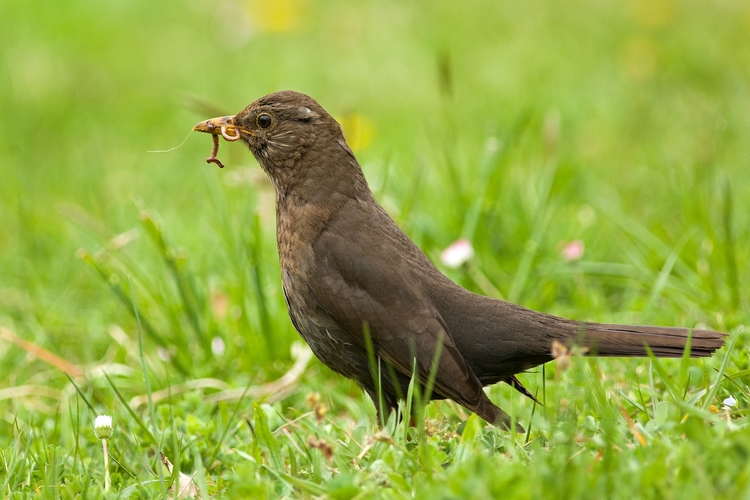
[205,134,225,169]
[365,388,400,427]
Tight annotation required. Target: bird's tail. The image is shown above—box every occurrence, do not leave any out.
[576,323,726,358]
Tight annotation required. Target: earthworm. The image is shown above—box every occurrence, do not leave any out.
[221,126,241,141]
[204,125,241,168]
[205,134,225,169]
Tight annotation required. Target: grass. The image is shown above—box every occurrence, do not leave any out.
[1,0,749,497]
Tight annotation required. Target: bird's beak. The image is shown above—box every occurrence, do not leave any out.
[193,115,251,142]
[193,115,238,135]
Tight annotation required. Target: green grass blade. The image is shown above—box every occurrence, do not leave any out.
[128,275,166,497]
[701,327,742,411]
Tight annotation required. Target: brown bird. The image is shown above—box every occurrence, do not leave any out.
[194,91,726,431]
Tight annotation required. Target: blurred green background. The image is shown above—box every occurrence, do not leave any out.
[1,0,749,495]
[2,0,748,381]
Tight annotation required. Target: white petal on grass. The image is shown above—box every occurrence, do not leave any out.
[212,336,226,356]
[94,415,113,439]
[561,239,585,261]
[441,239,474,268]
[95,415,113,491]
[157,346,172,361]
[723,395,737,408]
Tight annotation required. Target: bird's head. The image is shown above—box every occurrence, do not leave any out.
[193,90,350,175]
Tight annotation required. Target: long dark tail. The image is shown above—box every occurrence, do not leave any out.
[578,323,726,358]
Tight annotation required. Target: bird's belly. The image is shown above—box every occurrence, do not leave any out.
[278,256,414,398]
[280,272,371,386]
[292,312,378,389]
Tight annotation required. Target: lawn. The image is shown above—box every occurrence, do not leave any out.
[1,0,749,498]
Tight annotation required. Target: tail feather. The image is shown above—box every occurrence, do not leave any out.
[578,323,726,358]
[506,374,542,405]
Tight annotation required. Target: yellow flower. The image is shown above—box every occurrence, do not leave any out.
[628,0,674,28]
[336,113,374,153]
[246,0,305,33]
[620,36,659,83]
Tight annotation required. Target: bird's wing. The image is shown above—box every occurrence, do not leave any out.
[307,215,486,409]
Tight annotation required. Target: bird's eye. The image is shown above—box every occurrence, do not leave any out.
[257,114,272,129]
